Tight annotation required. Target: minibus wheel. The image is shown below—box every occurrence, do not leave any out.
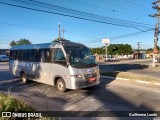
[21,73,27,83]
[56,79,66,92]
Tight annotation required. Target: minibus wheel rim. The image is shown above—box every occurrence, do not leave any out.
[57,79,66,92]
[22,73,27,83]
[58,82,63,90]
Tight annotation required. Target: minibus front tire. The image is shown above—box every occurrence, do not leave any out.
[56,79,66,92]
[21,72,27,83]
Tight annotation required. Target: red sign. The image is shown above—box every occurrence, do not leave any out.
[153,48,158,54]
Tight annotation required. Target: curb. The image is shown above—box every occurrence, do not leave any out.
[100,75,160,86]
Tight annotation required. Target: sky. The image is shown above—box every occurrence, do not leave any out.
[0,0,158,49]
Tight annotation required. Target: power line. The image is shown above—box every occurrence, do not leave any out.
[24,0,154,27]
[101,0,149,16]
[0,43,10,44]
[67,0,148,17]
[0,22,153,44]
[123,0,152,11]
[0,0,155,46]
[0,20,103,40]
[0,20,105,40]
[110,29,154,39]
[116,0,151,13]
[0,21,56,31]
[1,0,153,30]
[85,28,154,43]
[0,1,141,30]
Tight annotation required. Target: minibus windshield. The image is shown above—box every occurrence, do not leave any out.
[64,46,97,68]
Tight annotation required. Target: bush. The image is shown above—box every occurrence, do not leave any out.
[0,92,34,112]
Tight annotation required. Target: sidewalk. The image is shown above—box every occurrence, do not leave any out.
[99,58,160,81]
[99,60,160,84]
[101,66,160,80]
[129,66,160,80]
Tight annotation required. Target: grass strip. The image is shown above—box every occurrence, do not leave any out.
[0,92,34,112]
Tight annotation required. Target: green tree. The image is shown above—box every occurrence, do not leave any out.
[147,48,153,51]
[146,46,160,54]
[10,41,17,46]
[108,44,132,55]
[146,48,153,53]
[90,47,105,55]
[17,39,31,45]
[52,38,66,42]
[10,39,31,46]
[52,38,60,42]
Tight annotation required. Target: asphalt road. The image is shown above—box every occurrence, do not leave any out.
[0,62,160,120]
[99,59,160,80]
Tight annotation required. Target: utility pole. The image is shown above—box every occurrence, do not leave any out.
[58,23,61,40]
[150,0,160,67]
[105,44,108,58]
[137,42,140,51]
[62,27,65,39]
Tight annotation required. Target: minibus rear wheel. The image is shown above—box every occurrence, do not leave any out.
[56,79,66,92]
[21,72,27,83]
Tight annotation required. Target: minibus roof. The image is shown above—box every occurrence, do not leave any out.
[10,40,86,50]
[10,43,52,50]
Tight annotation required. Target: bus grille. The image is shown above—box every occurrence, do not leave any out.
[84,73,97,84]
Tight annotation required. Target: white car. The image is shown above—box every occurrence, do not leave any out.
[0,56,9,62]
[104,57,119,62]
[155,58,160,63]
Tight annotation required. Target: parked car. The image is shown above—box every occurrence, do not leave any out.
[155,58,160,63]
[104,57,119,62]
[0,56,9,62]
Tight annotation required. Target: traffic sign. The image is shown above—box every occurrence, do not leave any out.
[102,39,110,44]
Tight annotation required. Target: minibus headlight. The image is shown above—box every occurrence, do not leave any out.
[71,74,82,78]
[76,75,82,78]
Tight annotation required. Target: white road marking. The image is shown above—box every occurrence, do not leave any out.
[116,78,129,80]
[0,78,20,83]
[136,80,150,84]
[101,76,160,86]
[155,83,160,85]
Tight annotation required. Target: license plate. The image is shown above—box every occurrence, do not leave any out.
[89,77,96,81]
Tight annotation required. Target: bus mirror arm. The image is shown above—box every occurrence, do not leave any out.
[66,53,70,67]
[66,53,70,62]
[66,62,70,67]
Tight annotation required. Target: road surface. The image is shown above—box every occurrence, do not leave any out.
[99,59,160,80]
[0,62,160,119]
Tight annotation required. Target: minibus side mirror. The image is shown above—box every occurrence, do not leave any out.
[66,53,70,63]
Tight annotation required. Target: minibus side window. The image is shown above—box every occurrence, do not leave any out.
[17,51,21,61]
[22,50,27,61]
[27,50,35,61]
[53,48,65,61]
[17,50,27,61]
[11,50,17,60]
[53,48,66,66]
[34,49,41,62]
[9,51,14,60]
[44,49,52,63]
